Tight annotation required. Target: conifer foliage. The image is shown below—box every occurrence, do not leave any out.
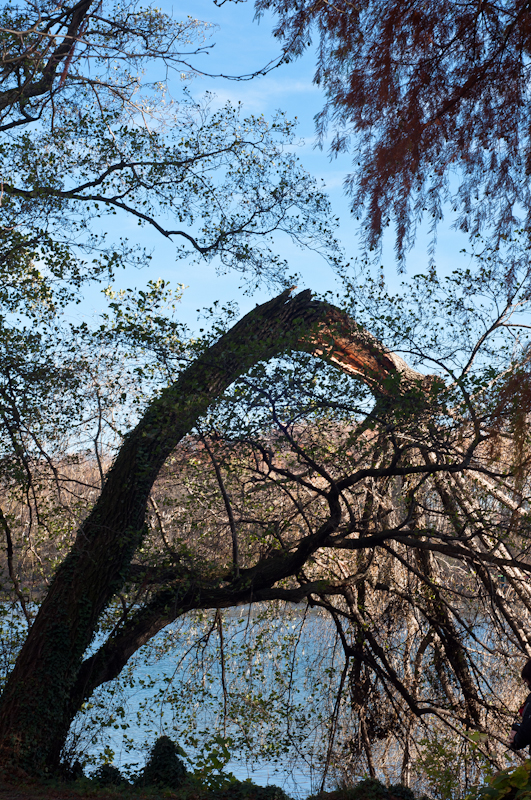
[256,0,531,257]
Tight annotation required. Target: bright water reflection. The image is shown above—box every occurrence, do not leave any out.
[74,606,339,798]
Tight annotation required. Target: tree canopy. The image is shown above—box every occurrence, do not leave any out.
[0,0,341,291]
[255,0,531,259]
[0,0,340,523]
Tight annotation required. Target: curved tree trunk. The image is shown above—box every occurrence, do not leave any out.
[0,289,427,773]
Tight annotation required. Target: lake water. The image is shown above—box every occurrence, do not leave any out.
[71,606,340,798]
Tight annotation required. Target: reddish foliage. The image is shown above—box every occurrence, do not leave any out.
[256,0,531,257]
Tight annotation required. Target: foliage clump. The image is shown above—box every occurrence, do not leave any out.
[218,782,291,800]
[93,762,125,787]
[308,779,415,800]
[388,785,416,800]
[136,735,187,789]
[473,761,531,800]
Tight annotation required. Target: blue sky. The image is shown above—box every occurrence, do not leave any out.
[77,0,472,329]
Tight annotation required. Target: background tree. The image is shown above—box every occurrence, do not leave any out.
[255,0,531,259]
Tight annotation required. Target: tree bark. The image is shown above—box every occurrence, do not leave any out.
[0,289,428,773]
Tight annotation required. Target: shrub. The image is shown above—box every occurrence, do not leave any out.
[308,778,414,800]
[219,782,291,800]
[93,763,124,786]
[389,784,416,800]
[137,734,187,789]
[473,761,531,800]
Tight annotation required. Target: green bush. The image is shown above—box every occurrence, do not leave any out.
[308,777,413,800]
[218,782,291,800]
[93,762,124,786]
[136,734,188,789]
[473,761,531,800]
[389,783,416,800]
